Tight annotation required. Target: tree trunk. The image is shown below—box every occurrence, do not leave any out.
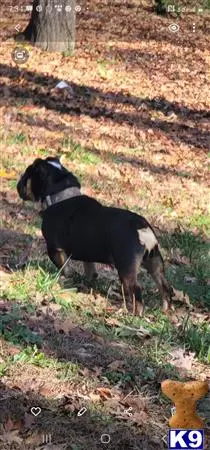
[23,0,76,52]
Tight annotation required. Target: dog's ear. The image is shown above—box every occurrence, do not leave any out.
[45,156,62,170]
[46,156,60,163]
[31,159,49,201]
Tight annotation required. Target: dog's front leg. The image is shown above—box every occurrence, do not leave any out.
[47,247,73,278]
[83,262,98,281]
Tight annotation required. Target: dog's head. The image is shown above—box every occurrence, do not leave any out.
[17,157,81,202]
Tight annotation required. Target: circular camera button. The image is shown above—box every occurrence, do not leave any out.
[11,47,29,64]
[100,434,111,444]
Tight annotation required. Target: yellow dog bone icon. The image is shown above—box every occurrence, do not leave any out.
[161,379,209,429]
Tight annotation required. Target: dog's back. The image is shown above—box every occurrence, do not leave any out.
[17,157,174,316]
[41,194,156,262]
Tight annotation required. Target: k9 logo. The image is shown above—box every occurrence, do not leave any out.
[168,430,204,449]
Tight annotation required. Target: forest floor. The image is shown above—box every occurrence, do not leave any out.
[0,1,209,449]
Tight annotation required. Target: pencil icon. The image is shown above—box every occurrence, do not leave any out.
[77,407,87,417]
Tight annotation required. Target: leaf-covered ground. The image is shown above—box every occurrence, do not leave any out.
[0,1,210,449]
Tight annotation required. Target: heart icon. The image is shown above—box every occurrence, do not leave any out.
[31,407,41,417]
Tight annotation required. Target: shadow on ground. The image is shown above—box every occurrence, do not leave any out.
[0,64,209,152]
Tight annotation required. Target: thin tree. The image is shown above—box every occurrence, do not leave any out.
[20,0,76,53]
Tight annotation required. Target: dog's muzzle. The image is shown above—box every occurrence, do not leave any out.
[17,175,29,200]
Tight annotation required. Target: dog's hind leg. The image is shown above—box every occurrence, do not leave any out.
[116,252,144,316]
[83,262,98,281]
[143,246,174,312]
[112,234,145,316]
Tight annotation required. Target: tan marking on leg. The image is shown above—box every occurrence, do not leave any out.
[55,249,68,268]
[26,178,34,200]
[135,300,144,317]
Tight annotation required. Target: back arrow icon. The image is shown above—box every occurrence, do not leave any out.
[15,24,21,32]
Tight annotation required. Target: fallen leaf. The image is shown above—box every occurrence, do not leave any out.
[172,288,192,308]
[0,270,11,289]
[169,347,196,371]
[88,392,101,402]
[105,317,121,327]
[3,417,22,432]
[106,306,116,312]
[0,269,11,279]
[62,398,78,413]
[124,395,148,413]
[131,410,149,426]
[25,431,44,445]
[54,317,74,334]
[0,428,23,445]
[92,366,103,377]
[97,387,112,399]
[170,248,190,266]
[48,303,62,314]
[0,169,16,179]
[8,345,21,357]
[107,360,124,371]
[78,367,91,377]
[105,398,121,413]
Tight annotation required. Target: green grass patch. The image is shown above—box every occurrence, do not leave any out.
[177,317,210,363]
[0,263,73,303]
[160,229,210,307]
[168,264,210,307]
[35,265,61,294]
[161,230,210,278]
[87,308,209,365]
[62,49,74,57]
[97,59,114,80]
[1,271,34,302]
[1,156,25,171]
[0,344,81,381]
[111,146,146,164]
[12,346,80,379]
[0,304,42,347]
[203,0,210,10]
[6,132,27,145]
[7,179,18,189]
[12,346,48,366]
[61,138,102,165]
[0,362,8,377]
[189,213,210,234]
[37,147,51,157]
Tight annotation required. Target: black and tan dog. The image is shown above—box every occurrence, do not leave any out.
[17,157,174,316]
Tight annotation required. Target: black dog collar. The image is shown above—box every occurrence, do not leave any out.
[42,186,81,210]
